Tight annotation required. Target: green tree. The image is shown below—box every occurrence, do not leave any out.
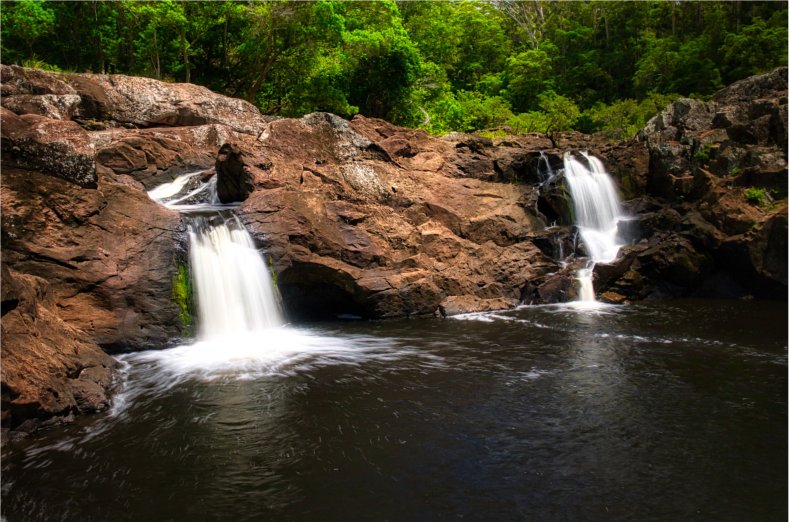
[538,91,580,147]
[1,0,56,60]
[503,48,553,112]
[720,15,788,84]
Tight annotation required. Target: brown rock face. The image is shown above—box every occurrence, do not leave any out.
[1,165,184,350]
[233,114,558,319]
[65,72,270,134]
[1,108,97,187]
[1,265,117,431]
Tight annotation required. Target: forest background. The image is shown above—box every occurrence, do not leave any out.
[2,0,787,139]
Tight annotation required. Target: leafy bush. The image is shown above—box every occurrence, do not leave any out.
[743,186,770,207]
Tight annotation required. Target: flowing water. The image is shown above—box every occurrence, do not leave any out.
[1,300,786,521]
[563,152,628,304]
[188,216,283,338]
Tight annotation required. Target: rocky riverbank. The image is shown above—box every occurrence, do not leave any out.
[1,64,786,435]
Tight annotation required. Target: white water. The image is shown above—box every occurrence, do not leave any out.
[147,172,202,202]
[563,152,626,303]
[147,174,284,342]
[189,216,284,339]
[147,172,231,211]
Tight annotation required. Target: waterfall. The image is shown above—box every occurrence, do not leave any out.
[189,216,283,338]
[563,152,625,302]
[148,174,284,338]
[538,151,555,184]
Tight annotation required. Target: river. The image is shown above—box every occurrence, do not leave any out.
[2,299,786,521]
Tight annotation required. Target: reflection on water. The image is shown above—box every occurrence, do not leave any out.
[2,300,787,522]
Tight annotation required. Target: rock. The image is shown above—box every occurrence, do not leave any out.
[1,108,97,187]
[94,124,238,189]
[0,64,77,96]
[438,295,519,317]
[215,141,276,203]
[235,112,557,318]
[1,93,82,120]
[63,73,270,135]
[631,67,788,298]
[1,166,184,350]
[1,265,117,430]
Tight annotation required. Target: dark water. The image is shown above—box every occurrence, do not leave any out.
[2,300,787,521]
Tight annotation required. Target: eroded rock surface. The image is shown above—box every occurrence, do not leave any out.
[598,67,789,300]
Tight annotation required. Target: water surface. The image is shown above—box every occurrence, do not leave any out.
[2,300,787,521]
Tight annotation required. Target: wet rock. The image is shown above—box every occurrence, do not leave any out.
[438,295,519,317]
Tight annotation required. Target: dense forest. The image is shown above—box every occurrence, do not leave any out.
[2,0,787,137]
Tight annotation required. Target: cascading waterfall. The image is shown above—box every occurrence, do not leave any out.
[562,152,626,303]
[148,172,283,337]
[188,216,283,338]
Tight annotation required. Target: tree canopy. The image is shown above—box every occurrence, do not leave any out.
[2,0,786,138]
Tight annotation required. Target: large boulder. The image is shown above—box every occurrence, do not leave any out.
[1,108,97,187]
[64,72,270,135]
[93,124,237,189]
[1,64,271,135]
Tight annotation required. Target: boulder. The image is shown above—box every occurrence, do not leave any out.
[94,124,235,189]
[1,93,82,120]
[64,73,270,135]
[1,108,97,187]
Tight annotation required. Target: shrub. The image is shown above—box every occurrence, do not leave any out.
[743,186,770,207]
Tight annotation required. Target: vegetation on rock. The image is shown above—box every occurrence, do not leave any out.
[172,262,193,336]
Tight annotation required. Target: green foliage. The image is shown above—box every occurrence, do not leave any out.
[172,262,193,335]
[507,112,549,134]
[503,49,554,112]
[1,0,56,60]
[21,57,63,72]
[1,0,786,135]
[694,143,716,164]
[720,15,789,83]
[538,91,580,146]
[743,187,771,207]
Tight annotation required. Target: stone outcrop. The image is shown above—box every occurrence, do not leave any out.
[1,107,97,187]
[593,67,788,301]
[1,64,787,433]
[232,114,558,319]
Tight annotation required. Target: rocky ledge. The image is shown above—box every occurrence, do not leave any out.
[1,64,786,434]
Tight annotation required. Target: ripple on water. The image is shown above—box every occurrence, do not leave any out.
[109,327,446,416]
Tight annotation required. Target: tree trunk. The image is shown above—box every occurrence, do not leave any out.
[181,31,190,83]
[94,1,105,73]
[153,27,161,80]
